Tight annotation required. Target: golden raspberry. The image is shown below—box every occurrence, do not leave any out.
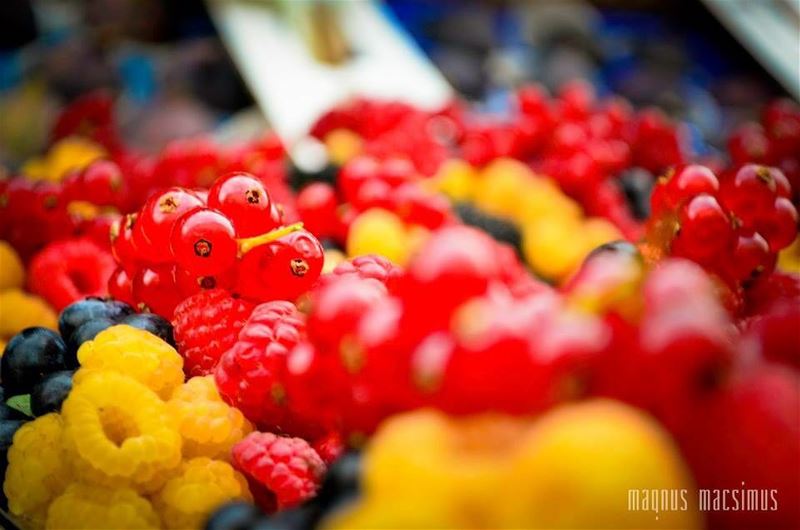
[62,371,182,493]
[4,414,72,529]
[0,241,24,290]
[152,457,251,529]
[76,324,183,399]
[0,289,58,340]
[45,483,159,530]
[166,376,253,461]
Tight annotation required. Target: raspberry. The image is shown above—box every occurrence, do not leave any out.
[152,457,252,530]
[46,483,160,530]
[172,289,255,376]
[231,431,326,510]
[62,371,182,492]
[77,324,184,399]
[166,375,253,460]
[3,414,72,528]
[312,431,345,466]
[215,301,315,437]
[27,238,116,311]
[329,254,403,290]
[0,289,58,340]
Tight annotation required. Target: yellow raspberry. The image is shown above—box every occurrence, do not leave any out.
[474,158,532,219]
[0,241,24,290]
[522,218,588,282]
[516,180,582,226]
[0,289,58,340]
[4,414,72,529]
[324,128,363,165]
[166,376,253,461]
[45,483,160,530]
[347,208,410,265]
[76,324,184,399]
[432,159,479,201]
[152,457,252,530]
[62,371,182,493]
[582,217,623,252]
[23,137,106,182]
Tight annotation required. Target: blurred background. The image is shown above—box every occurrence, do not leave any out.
[0,0,794,168]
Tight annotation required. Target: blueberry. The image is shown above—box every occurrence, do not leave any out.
[58,298,133,341]
[31,370,74,416]
[315,451,361,510]
[65,318,116,366]
[617,168,654,221]
[454,202,523,258]
[251,504,318,530]
[121,313,175,347]
[0,419,26,478]
[205,501,264,530]
[586,240,641,260]
[1,328,67,397]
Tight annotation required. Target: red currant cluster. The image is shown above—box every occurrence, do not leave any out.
[728,98,800,204]
[109,171,323,317]
[295,155,454,243]
[647,163,798,289]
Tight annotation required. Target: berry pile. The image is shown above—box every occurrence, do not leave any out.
[110,171,324,318]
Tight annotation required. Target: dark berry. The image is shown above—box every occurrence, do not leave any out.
[58,298,133,341]
[586,240,641,261]
[204,501,264,530]
[66,318,117,365]
[617,168,654,220]
[0,386,25,421]
[1,328,67,397]
[30,370,74,416]
[454,203,523,258]
[314,451,361,511]
[121,313,176,347]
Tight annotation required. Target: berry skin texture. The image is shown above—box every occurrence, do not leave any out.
[76,324,184,400]
[62,370,182,492]
[208,171,280,237]
[231,431,326,510]
[1,327,67,397]
[171,208,238,276]
[46,483,160,530]
[3,413,72,529]
[172,289,255,377]
[27,238,116,311]
[166,375,253,460]
[132,265,184,318]
[134,187,205,264]
[152,457,252,530]
[58,298,133,344]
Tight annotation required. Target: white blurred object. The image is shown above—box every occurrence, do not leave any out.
[701,0,800,100]
[207,0,452,165]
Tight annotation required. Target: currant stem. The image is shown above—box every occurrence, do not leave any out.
[237,222,304,256]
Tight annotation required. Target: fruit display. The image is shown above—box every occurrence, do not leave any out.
[1,83,799,530]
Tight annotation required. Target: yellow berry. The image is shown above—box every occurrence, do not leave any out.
[347,208,410,265]
[432,159,479,201]
[582,217,624,252]
[46,483,160,530]
[152,457,251,530]
[522,218,587,282]
[323,249,347,274]
[474,158,531,219]
[0,289,58,340]
[76,324,184,399]
[166,376,253,461]
[325,128,363,165]
[0,241,24,290]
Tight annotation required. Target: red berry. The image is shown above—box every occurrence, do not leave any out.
[720,165,786,227]
[296,182,339,238]
[231,432,325,510]
[135,187,204,263]
[110,213,140,273]
[727,123,771,165]
[207,172,280,236]
[131,264,183,317]
[80,159,124,206]
[756,197,799,252]
[175,265,237,298]
[338,156,379,204]
[728,231,774,282]
[236,229,324,303]
[671,194,733,261]
[108,266,135,305]
[172,288,255,376]
[171,208,237,276]
[27,238,116,311]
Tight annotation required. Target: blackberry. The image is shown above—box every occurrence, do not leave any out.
[454,202,523,257]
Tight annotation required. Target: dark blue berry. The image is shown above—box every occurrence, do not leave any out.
[65,318,116,366]
[205,501,264,530]
[58,297,133,341]
[121,313,175,347]
[1,328,67,397]
[315,451,361,511]
[31,370,74,416]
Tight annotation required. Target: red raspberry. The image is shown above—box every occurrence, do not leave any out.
[172,289,256,376]
[27,238,116,311]
[311,431,345,466]
[328,255,402,290]
[215,301,318,437]
[231,431,325,511]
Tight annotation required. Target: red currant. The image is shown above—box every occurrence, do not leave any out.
[175,265,236,297]
[339,156,379,204]
[756,197,799,252]
[108,266,135,305]
[719,165,786,228]
[135,187,204,263]
[727,123,770,165]
[296,182,339,238]
[671,194,733,261]
[170,208,237,275]
[236,227,324,303]
[81,159,124,206]
[728,231,774,282]
[110,213,140,273]
[132,265,183,317]
[207,171,279,236]
[378,157,416,187]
